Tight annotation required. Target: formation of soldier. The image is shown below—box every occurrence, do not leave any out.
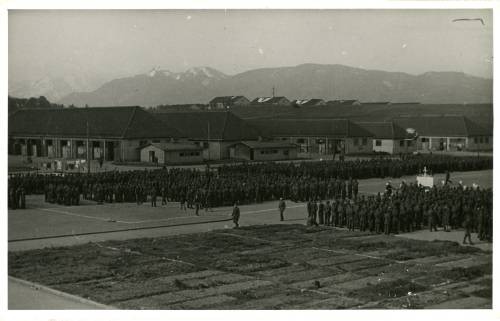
[304,181,492,244]
[8,185,26,210]
[7,154,492,212]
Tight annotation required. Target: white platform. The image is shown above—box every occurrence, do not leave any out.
[417,175,434,187]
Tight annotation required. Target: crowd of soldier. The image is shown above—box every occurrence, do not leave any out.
[302,181,492,244]
[7,155,492,212]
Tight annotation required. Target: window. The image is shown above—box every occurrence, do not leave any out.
[407,140,412,147]
[375,140,382,146]
[203,142,209,148]
[297,138,305,144]
[479,137,484,144]
[362,138,367,145]
[421,138,428,143]
[152,139,160,143]
[474,137,478,144]
[180,152,185,157]
[485,137,490,144]
[283,150,289,156]
[353,138,359,146]
[400,140,405,147]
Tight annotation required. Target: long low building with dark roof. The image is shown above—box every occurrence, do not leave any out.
[356,122,417,154]
[8,106,184,162]
[155,111,262,160]
[247,118,374,156]
[393,116,492,151]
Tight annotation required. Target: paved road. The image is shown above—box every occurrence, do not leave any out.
[8,169,492,252]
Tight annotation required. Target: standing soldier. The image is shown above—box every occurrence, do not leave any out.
[384,205,392,235]
[232,202,240,228]
[463,208,474,245]
[278,198,286,221]
[161,185,167,206]
[19,186,26,209]
[353,179,359,199]
[306,199,314,226]
[325,200,332,226]
[151,185,157,207]
[318,200,325,225]
[428,205,438,232]
[375,205,382,234]
[347,200,355,231]
[312,199,319,226]
[347,178,353,200]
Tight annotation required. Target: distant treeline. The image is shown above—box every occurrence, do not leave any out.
[8,96,65,115]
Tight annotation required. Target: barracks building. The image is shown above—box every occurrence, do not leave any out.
[8,106,184,162]
[393,116,492,152]
[248,118,374,157]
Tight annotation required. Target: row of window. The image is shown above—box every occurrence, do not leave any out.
[260,150,278,154]
[474,137,490,144]
[419,137,490,144]
[179,152,201,157]
[353,138,368,146]
[259,149,290,156]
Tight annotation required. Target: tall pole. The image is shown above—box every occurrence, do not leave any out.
[207,121,210,162]
[86,106,90,175]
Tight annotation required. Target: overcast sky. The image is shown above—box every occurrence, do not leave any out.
[9,9,493,84]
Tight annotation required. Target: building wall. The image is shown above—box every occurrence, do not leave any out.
[391,139,417,154]
[466,136,493,151]
[344,137,373,154]
[253,148,297,161]
[372,139,394,154]
[230,144,251,160]
[165,150,203,164]
[120,139,142,162]
[230,144,298,161]
[140,145,165,163]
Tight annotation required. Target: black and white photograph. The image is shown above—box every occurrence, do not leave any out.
[3,4,496,316]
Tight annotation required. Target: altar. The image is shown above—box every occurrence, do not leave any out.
[416,167,434,188]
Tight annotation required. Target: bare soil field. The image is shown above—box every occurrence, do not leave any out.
[8,224,491,309]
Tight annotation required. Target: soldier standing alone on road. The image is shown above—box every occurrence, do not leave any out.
[232,202,240,228]
[278,198,286,221]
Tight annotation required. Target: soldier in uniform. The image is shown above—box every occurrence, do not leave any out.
[278,198,286,221]
[151,185,157,207]
[325,200,332,226]
[352,179,359,199]
[19,186,26,209]
[232,202,240,228]
[312,199,319,226]
[384,205,392,235]
[318,200,325,225]
[463,209,474,245]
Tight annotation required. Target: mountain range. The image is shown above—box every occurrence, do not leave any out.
[23,64,494,107]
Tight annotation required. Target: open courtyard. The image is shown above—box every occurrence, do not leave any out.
[8,170,493,309]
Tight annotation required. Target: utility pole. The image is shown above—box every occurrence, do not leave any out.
[272,86,275,97]
[86,105,90,175]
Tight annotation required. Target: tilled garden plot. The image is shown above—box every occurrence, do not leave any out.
[8,224,492,309]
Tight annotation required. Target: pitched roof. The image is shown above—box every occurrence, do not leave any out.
[8,106,183,139]
[209,96,248,105]
[251,96,290,105]
[236,141,299,149]
[141,142,203,151]
[327,100,360,106]
[248,119,373,138]
[356,122,411,140]
[156,111,261,141]
[292,99,325,106]
[393,116,491,137]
